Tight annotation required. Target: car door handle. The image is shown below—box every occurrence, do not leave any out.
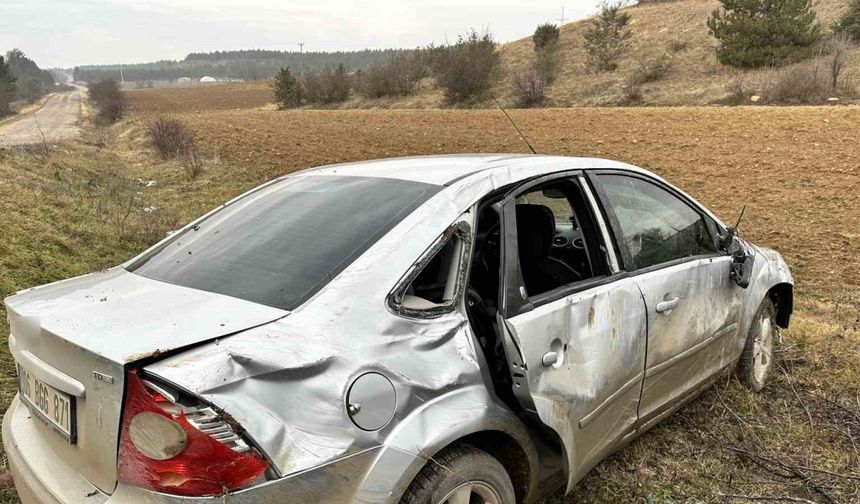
[542,351,559,367]
[656,297,680,313]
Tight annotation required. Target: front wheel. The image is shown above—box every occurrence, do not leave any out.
[738,298,778,392]
[400,443,515,504]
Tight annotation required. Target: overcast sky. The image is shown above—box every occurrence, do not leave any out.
[2,0,602,68]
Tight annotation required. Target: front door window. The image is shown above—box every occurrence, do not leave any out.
[597,174,716,270]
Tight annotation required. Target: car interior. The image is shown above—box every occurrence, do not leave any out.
[465,176,608,408]
[399,235,463,310]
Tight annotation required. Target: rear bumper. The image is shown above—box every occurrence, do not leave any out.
[3,394,108,504]
[4,393,420,504]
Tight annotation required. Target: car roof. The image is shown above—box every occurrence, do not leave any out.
[297,154,643,186]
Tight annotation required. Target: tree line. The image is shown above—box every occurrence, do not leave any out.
[72,49,408,83]
[0,49,56,116]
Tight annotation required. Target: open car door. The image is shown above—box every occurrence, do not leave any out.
[495,173,648,490]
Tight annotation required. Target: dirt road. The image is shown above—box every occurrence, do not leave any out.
[0,90,81,147]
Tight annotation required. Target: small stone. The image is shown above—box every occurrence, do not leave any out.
[750,95,761,103]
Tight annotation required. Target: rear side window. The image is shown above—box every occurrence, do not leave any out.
[129,175,438,310]
[597,174,715,270]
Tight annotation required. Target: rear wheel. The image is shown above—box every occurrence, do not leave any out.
[738,298,778,392]
[400,443,515,504]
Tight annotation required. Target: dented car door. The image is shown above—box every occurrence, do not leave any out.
[591,172,743,423]
[497,174,648,491]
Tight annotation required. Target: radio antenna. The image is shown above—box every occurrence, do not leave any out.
[491,95,537,155]
[734,205,747,229]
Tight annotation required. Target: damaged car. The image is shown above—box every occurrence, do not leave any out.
[3,154,793,504]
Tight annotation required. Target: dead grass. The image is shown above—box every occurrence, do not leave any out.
[495,0,860,107]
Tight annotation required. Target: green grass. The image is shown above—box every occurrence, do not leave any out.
[0,122,858,503]
[0,127,266,501]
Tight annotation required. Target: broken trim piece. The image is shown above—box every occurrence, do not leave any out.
[387,221,473,319]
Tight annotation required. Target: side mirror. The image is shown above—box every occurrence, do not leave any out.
[731,248,754,288]
[719,226,737,251]
[721,227,753,288]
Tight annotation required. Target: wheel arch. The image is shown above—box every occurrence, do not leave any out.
[767,282,793,328]
[376,386,542,504]
[454,430,532,504]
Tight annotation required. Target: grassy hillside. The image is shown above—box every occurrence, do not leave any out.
[492,0,859,106]
[346,0,860,108]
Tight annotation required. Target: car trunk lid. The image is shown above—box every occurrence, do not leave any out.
[4,267,287,493]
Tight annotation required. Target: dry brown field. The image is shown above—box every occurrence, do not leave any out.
[124,81,272,114]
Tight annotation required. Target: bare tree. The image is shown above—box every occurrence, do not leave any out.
[827,33,852,91]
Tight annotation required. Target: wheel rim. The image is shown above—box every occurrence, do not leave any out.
[753,314,774,383]
[438,481,502,504]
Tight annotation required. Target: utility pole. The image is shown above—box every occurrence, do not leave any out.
[558,7,567,26]
[119,65,124,85]
[298,42,305,76]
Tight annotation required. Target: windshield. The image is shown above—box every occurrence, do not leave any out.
[128,175,439,310]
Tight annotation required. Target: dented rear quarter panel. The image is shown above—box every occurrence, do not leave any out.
[143,179,542,502]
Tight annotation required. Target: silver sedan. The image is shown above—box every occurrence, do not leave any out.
[3,155,793,504]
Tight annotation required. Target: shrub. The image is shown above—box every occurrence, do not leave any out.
[87,79,120,106]
[533,23,560,51]
[321,64,350,103]
[302,64,350,105]
[98,95,126,122]
[622,80,643,103]
[431,30,501,105]
[357,50,427,98]
[179,135,204,180]
[707,0,822,68]
[725,75,750,103]
[87,79,125,122]
[147,116,204,179]
[148,117,190,158]
[584,1,633,72]
[835,0,860,41]
[535,37,562,84]
[628,54,673,85]
[512,67,548,107]
[272,67,301,109]
[763,59,831,104]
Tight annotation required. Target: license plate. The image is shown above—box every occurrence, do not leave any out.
[18,365,76,443]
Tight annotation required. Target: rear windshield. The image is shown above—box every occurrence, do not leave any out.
[128,175,439,310]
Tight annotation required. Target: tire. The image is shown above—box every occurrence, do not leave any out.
[400,443,516,504]
[738,297,778,392]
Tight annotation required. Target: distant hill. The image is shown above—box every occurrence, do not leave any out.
[73,49,408,83]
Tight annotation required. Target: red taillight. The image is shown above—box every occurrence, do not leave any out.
[118,371,268,496]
